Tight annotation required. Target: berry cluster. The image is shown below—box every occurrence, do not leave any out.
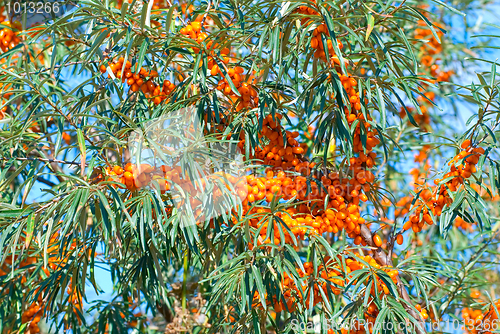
[21,298,43,334]
[338,74,362,111]
[105,163,156,191]
[398,10,454,131]
[415,304,429,320]
[296,2,319,22]
[415,18,454,83]
[310,24,343,62]
[404,140,483,233]
[100,58,176,105]
[0,230,85,333]
[295,2,344,62]
[207,48,231,75]
[242,114,307,170]
[216,67,258,111]
[253,253,399,315]
[180,18,207,47]
[179,18,260,111]
[275,257,345,312]
[238,111,376,244]
[0,21,21,52]
[462,299,500,334]
[104,163,248,223]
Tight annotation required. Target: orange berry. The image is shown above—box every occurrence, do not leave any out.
[461,139,471,149]
[113,165,124,175]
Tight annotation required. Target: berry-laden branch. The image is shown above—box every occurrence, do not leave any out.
[360,224,427,334]
[81,4,441,330]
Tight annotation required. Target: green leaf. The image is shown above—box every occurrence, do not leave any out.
[251,266,266,309]
[165,5,175,35]
[85,29,109,62]
[24,213,35,248]
[76,129,86,177]
[135,38,149,74]
[365,14,374,41]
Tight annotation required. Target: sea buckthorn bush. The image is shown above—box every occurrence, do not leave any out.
[1,0,500,333]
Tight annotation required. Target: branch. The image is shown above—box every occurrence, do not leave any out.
[36,177,57,187]
[360,224,427,334]
[21,61,99,76]
[0,156,82,166]
[437,229,500,318]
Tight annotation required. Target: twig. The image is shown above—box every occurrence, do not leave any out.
[36,177,57,187]
[0,156,83,166]
[28,85,111,166]
[164,0,186,25]
[476,118,500,146]
[182,249,190,311]
[437,229,500,318]
[20,61,99,77]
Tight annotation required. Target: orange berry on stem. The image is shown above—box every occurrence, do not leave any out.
[461,139,471,149]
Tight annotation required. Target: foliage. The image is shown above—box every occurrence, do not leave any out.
[0,0,500,333]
